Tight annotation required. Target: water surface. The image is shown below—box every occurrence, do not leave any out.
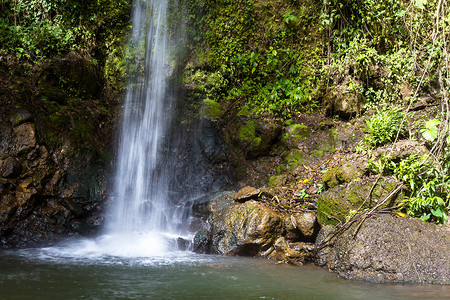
[0,241,448,300]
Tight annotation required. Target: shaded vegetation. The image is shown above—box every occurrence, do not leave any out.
[185,0,450,223]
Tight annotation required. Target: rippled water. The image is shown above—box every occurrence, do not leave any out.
[0,239,448,300]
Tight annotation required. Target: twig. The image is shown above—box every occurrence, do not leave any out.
[352,183,403,238]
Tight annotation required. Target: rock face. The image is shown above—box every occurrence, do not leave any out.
[193,190,319,264]
[0,111,108,248]
[315,214,450,284]
[317,177,402,226]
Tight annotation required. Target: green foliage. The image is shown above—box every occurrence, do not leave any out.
[185,0,322,121]
[0,0,131,67]
[421,119,440,142]
[358,109,408,150]
[367,151,450,224]
[239,120,261,146]
[394,153,449,224]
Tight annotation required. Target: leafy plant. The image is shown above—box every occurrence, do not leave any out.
[358,109,408,150]
[421,118,440,142]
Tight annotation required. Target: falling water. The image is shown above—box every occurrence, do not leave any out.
[105,0,187,254]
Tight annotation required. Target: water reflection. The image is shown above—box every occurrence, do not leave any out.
[0,246,448,300]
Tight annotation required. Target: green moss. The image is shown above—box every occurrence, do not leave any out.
[239,120,261,147]
[314,150,324,157]
[322,164,363,188]
[268,174,287,187]
[330,128,338,139]
[317,178,403,226]
[201,99,222,118]
[290,123,311,139]
[276,164,286,174]
[284,150,304,167]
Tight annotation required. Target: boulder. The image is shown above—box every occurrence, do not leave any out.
[315,214,450,284]
[317,177,402,226]
[12,123,36,155]
[233,186,261,202]
[0,157,22,179]
[194,192,283,256]
[322,160,364,189]
[226,117,281,158]
[194,191,317,265]
[291,212,318,238]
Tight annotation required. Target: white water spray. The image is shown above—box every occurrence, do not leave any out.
[103,0,188,255]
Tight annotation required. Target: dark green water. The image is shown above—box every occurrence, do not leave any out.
[0,244,448,300]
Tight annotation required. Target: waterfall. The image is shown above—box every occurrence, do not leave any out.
[104,0,188,254]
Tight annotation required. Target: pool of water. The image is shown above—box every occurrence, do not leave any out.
[0,239,448,299]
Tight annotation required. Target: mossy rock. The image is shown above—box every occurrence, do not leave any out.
[276,164,286,174]
[268,174,287,187]
[239,120,261,148]
[284,150,304,170]
[208,194,284,256]
[227,117,280,158]
[283,123,310,148]
[200,99,222,119]
[317,177,402,226]
[322,162,364,188]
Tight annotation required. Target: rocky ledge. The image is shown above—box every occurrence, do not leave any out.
[315,213,449,284]
[193,186,449,284]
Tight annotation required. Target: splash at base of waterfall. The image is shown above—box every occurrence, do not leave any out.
[41,232,193,259]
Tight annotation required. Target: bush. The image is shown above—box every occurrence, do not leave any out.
[358,109,408,150]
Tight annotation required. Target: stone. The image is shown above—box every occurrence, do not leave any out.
[62,198,84,217]
[0,157,22,179]
[202,192,284,256]
[177,237,191,251]
[315,214,450,284]
[322,161,364,189]
[10,109,32,127]
[317,177,402,226]
[372,140,429,162]
[12,123,36,155]
[233,186,261,202]
[291,212,318,238]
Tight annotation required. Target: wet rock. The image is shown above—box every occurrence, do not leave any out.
[62,198,84,217]
[197,120,228,163]
[291,212,318,239]
[324,78,365,119]
[233,186,261,202]
[200,192,283,256]
[315,214,450,284]
[10,109,32,126]
[317,177,402,226]
[273,237,306,265]
[322,160,364,189]
[0,157,22,178]
[193,229,212,254]
[177,237,191,251]
[12,123,36,155]
[373,140,429,162]
[69,220,90,235]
